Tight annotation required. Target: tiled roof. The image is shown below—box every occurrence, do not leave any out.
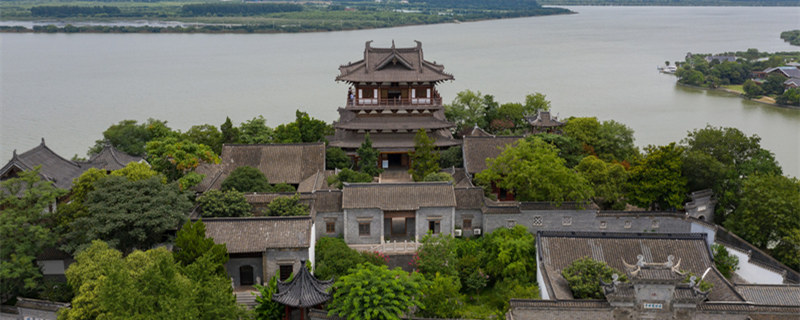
[1,139,85,190]
[715,227,800,284]
[336,40,454,83]
[198,143,325,191]
[83,144,144,171]
[454,187,484,209]
[334,115,455,131]
[482,199,521,214]
[765,66,800,78]
[298,170,332,193]
[736,284,800,306]
[342,182,456,210]
[536,231,743,302]
[462,136,522,174]
[312,190,343,213]
[202,217,312,253]
[526,111,564,127]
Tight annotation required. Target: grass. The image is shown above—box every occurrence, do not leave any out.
[722,84,744,94]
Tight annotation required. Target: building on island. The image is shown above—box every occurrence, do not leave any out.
[329,40,460,170]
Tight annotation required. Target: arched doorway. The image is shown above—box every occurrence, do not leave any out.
[240,265,254,286]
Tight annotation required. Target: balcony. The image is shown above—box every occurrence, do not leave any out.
[349,96,443,107]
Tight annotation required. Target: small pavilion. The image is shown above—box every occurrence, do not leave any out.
[272,260,334,320]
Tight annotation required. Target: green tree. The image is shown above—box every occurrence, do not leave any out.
[173,220,229,276]
[270,183,296,193]
[678,69,706,86]
[0,168,66,303]
[422,172,453,182]
[762,74,786,95]
[482,225,536,284]
[476,137,592,203]
[221,166,271,192]
[69,176,191,253]
[267,194,308,216]
[109,161,163,182]
[327,263,426,320]
[724,174,800,271]
[54,168,108,242]
[197,190,253,217]
[777,87,800,106]
[89,119,151,156]
[534,133,585,168]
[743,79,764,99]
[523,92,551,115]
[576,156,629,210]
[444,90,493,134]
[627,143,687,211]
[417,273,463,318]
[183,124,223,154]
[314,237,368,281]
[711,244,739,279]
[326,168,373,189]
[562,116,601,155]
[238,116,274,144]
[439,146,463,168]
[220,117,240,145]
[409,129,440,181]
[356,133,382,176]
[595,120,637,162]
[253,276,284,320]
[278,110,333,143]
[61,240,124,320]
[415,233,458,279]
[326,147,351,170]
[145,137,219,186]
[562,257,627,299]
[682,126,781,222]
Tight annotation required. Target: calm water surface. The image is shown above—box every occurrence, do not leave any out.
[2,6,799,176]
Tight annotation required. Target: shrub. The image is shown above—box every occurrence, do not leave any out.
[266,194,308,216]
[196,190,252,217]
[422,172,454,182]
[221,166,270,192]
[561,257,626,299]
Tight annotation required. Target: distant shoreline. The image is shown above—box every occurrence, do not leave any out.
[676,82,800,110]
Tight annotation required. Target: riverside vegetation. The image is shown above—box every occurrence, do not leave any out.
[0,0,571,33]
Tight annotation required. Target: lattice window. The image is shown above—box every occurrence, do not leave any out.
[624,220,632,229]
[532,216,543,226]
[562,216,572,226]
[326,221,336,234]
[359,223,370,236]
[599,221,607,229]
[506,220,516,228]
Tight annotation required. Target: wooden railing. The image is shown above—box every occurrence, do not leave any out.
[348,96,442,106]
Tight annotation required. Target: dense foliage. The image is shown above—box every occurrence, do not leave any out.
[196,189,253,217]
[445,90,551,135]
[314,237,385,281]
[68,176,191,254]
[409,129,440,181]
[60,241,245,320]
[562,257,627,299]
[180,3,302,16]
[711,244,739,279]
[415,233,458,278]
[173,220,229,276]
[266,194,309,216]
[476,136,592,203]
[724,174,800,271]
[357,133,382,176]
[576,156,629,210]
[326,147,351,170]
[327,263,426,320]
[780,30,800,46]
[253,276,284,320]
[439,146,463,168]
[221,166,271,192]
[0,168,65,303]
[31,5,121,17]
[627,143,687,211]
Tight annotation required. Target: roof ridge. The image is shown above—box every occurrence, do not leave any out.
[222,142,325,147]
[343,181,452,187]
[22,139,82,169]
[196,216,312,222]
[537,231,707,240]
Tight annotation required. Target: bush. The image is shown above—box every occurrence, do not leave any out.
[266,194,308,216]
[422,172,454,182]
[326,147,351,170]
[712,244,739,279]
[415,233,458,279]
[326,168,373,189]
[439,146,463,168]
[196,190,252,217]
[561,257,626,299]
[327,264,425,320]
[221,166,270,192]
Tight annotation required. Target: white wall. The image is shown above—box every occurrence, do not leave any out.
[722,244,784,284]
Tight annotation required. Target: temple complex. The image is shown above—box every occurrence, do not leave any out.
[329,40,461,169]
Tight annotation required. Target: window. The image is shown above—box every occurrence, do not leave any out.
[428,220,441,234]
[643,303,663,309]
[326,221,336,234]
[359,223,370,236]
[532,216,543,226]
[279,265,293,281]
[624,220,632,229]
[599,221,607,229]
[652,220,660,229]
[463,219,472,230]
[506,220,516,228]
[239,265,254,286]
[562,216,572,226]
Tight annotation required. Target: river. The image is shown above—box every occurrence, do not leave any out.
[2,6,799,177]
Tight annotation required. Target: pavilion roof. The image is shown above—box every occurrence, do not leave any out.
[82,144,144,171]
[336,40,454,84]
[462,135,523,175]
[334,115,455,131]
[273,260,333,308]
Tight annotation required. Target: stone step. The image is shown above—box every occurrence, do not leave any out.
[235,291,259,308]
[379,170,412,183]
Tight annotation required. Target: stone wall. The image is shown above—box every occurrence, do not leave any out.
[265,248,308,281]
[415,207,455,240]
[343,208,383,244]
[315,211,344,240]
[483,210,693,235]
[226,256,263,287]
[455,209,482,237]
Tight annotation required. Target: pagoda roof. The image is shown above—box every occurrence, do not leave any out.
[336,40,454,83]
[526,111,564,127]
[82,144,145,171]
[1,138,84,190]
[334,115,455,131]
[462,135,523,175]
[273,259,333,308]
